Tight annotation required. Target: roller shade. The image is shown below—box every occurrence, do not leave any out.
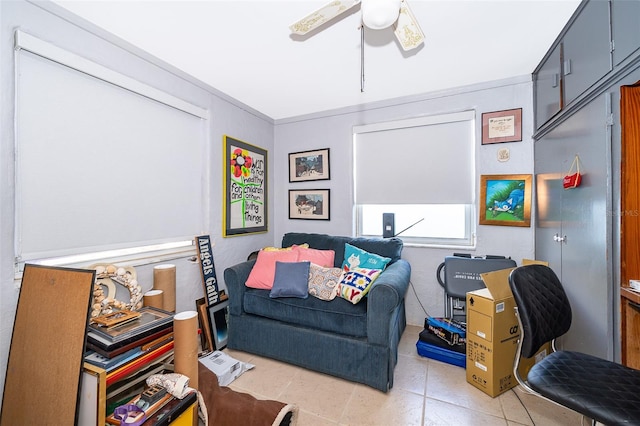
[354,110,475,205]
[14,31,208,263]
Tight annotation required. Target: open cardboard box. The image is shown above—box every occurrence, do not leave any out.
[465,260,551,397]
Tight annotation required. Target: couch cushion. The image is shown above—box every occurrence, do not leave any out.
[294,246,335,267]
[243,288,368,338]
[342,243,391,271]
[281,233,403,268]
[347,237,403,264]
[269,261,310,299]
[308,263,342,301]
[246,249,299,289]
[338,267,382,304]
[282,233,352,267]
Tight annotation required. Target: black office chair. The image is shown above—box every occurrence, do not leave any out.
[508,264,640,426]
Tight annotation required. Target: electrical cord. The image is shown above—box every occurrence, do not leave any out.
[409,279,432,319]
[510,388,535,426]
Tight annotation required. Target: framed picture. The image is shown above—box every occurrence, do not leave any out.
[195,298,214,353]
[479,174,532,227]
[289,189,330,220]
[223,135,267,237]
[289,148,330,182]
[481,108,523,144]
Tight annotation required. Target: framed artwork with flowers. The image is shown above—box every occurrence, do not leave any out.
[223,135,267,237]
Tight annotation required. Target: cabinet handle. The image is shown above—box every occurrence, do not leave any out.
[629,301,640,313]
[564,59,572,76]
[552,73,559,88]
[553,234,566,243]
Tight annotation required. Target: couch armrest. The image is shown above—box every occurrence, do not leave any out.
[223,260,256,316]
[366,259,411,345]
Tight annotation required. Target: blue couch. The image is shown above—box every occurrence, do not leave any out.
[224,232,411,392]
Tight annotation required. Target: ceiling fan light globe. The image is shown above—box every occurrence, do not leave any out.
[361,0,401,30]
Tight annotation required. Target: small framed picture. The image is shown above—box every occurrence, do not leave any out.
[289,189,330,220]
[481,108,523,144]
[479,174,532,227]
[289,148,330,182]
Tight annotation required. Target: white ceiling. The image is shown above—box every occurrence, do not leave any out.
[52,0,582,120]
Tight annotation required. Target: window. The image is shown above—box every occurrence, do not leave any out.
[353,111,475,247]
[14,31,208,270]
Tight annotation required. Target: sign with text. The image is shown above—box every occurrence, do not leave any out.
[195,235,227,307]
[223,136,267,237]
[223,135,268,236]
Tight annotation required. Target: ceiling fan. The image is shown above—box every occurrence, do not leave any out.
[289,0,425,51]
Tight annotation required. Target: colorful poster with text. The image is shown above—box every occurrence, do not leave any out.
[223,135,268,236]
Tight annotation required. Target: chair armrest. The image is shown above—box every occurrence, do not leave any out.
[223,260,255,316]
[367,259,411,345]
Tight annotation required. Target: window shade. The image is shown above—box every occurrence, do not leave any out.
[354,111,475,205]
[15,33,208,263]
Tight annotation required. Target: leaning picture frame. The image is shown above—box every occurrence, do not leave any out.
[479,174,532,227]
[289,189,330,220]
[289,148,330,182]
[195,298,214,353]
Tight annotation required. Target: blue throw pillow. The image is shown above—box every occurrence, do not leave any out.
[269,261,311,299]
[342,243,391,271]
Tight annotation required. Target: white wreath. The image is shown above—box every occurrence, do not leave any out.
[90,264,143,317]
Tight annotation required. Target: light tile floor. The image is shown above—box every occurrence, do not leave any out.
[224,325,585,426]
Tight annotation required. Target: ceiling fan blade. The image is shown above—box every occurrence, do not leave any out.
[393,0,425,51]
[289,0,361,35]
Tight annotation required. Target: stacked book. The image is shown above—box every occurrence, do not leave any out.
[84,306,175,386]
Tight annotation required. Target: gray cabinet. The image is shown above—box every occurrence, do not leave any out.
[562,0,612,105]
[534,93,613,359]
[611,0,640,66]
[534,44,562,129]
[534,0,616,131]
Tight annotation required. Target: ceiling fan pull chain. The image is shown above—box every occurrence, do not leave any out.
[360,24,365,92]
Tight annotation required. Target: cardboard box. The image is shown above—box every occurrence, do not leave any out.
[466,265,550,397]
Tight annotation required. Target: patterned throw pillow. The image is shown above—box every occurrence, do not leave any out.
[307,263,343,301]
[338,267,382,304]
[341,243,391,272]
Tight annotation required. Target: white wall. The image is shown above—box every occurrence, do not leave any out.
[274,78,536,327]
[0,0,275,406]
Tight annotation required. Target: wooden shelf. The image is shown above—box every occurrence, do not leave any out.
[621,287,640,369]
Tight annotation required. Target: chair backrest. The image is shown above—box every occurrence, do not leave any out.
[441,256,517,299]
[508,264,572,358]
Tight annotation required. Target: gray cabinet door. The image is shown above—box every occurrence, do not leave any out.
[562,0,612,105]
[612,0,640,66]
[535,93,613,360]
[534,44,562,130]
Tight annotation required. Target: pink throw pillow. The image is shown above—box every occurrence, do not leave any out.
[245,249,299,289]
[294,246,335,268]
